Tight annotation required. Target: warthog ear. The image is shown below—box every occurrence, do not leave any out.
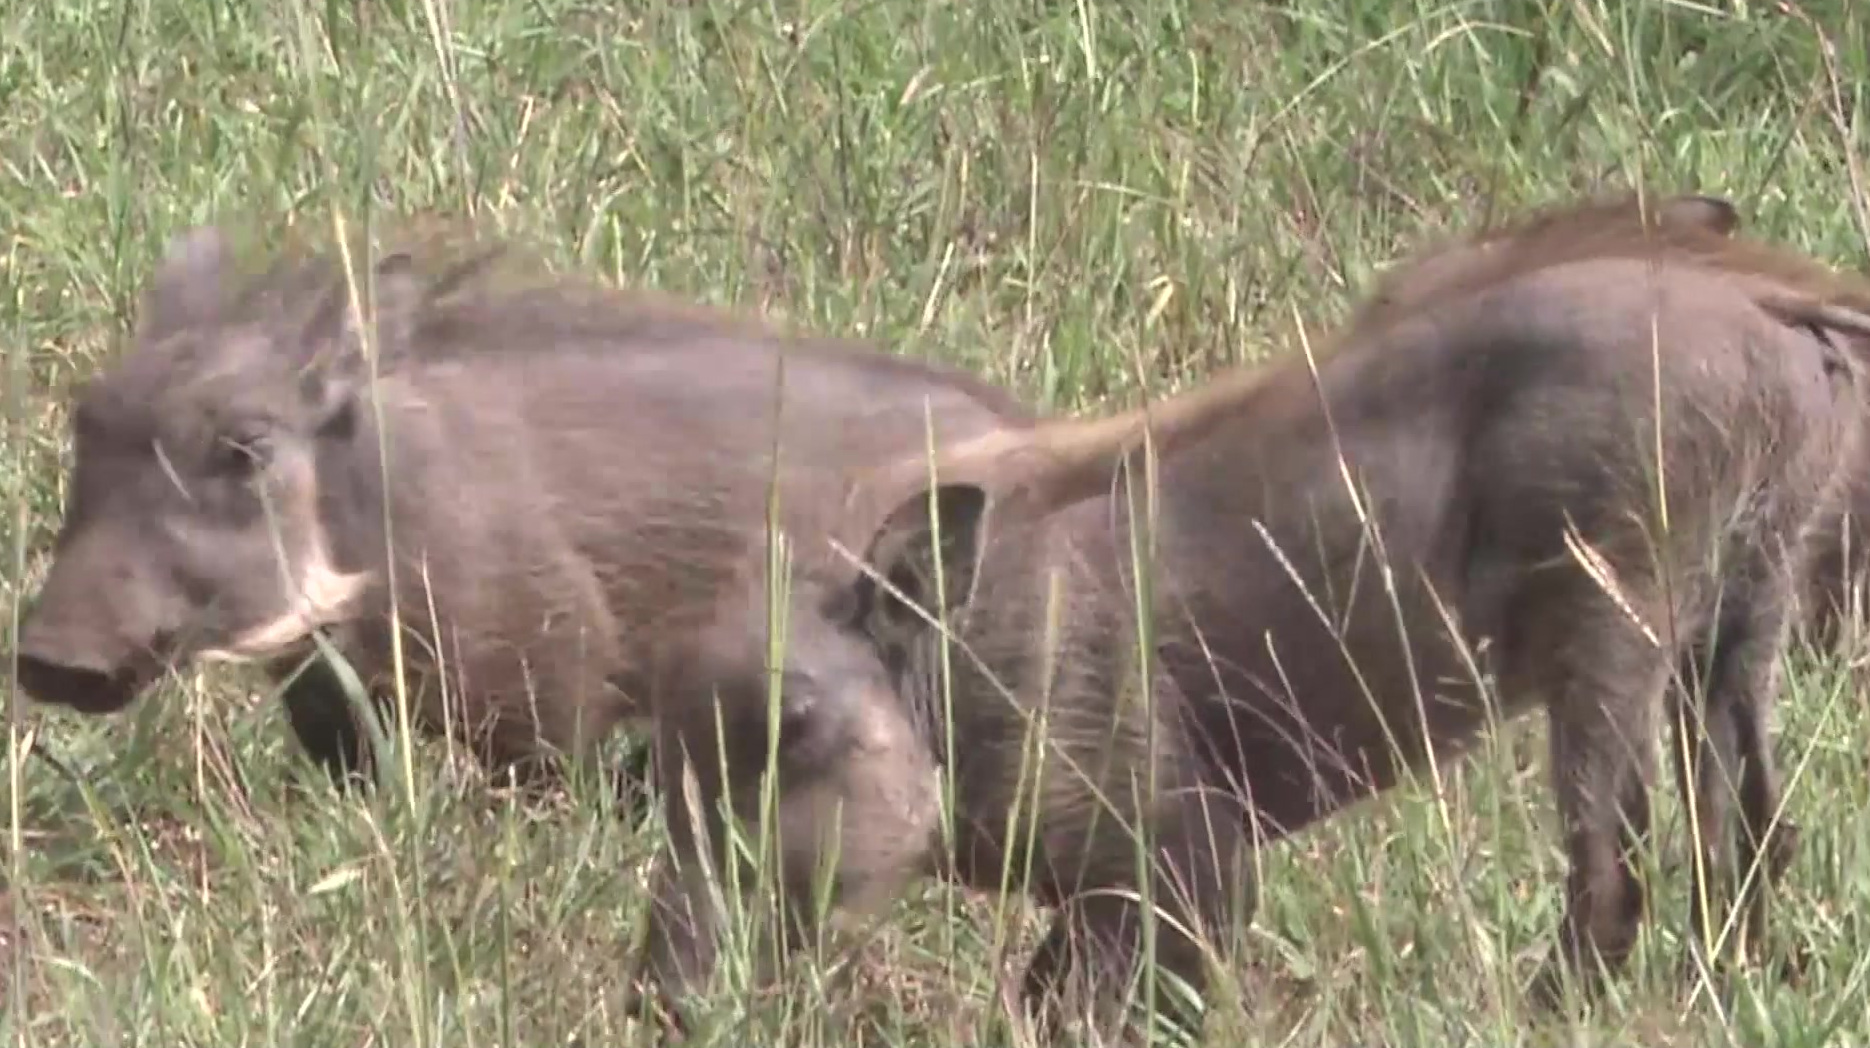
[345,252,423,358]
[852,483,991,640]
[1659,194,1740,236]
[138,225,232,342]
[298,253,423,436]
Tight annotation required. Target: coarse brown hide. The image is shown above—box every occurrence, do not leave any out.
[630,192,1870,1041]
[9,221,1039,799]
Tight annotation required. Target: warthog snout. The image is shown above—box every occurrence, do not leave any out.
[13,529,182,714]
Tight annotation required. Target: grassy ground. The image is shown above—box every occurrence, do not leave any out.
[4,0,1870,1044]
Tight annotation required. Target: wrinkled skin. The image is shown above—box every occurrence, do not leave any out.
[628,195,1870,1042]
[11,224,1038,799]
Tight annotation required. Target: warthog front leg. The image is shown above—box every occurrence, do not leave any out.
[271,642,657,815]
[273,653,377,789]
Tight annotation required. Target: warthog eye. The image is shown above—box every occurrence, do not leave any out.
[211,431,273,477]
[882,564,926,624]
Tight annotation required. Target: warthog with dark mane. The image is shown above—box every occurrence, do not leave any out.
[628,193,1870,1040]
[8,222,1038,796]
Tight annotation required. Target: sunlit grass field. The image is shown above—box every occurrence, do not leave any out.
[4,0,1869,1044]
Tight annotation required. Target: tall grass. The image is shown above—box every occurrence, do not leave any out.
[3,0,1868,1044]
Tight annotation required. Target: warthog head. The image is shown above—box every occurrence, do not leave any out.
[11,226,413,714]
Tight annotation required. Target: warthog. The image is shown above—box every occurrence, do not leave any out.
[8,222,1038,796]
[628,193,1870,1039]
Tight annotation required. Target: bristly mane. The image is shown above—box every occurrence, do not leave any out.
[194,215,788,366]
[1345,191,1870,345]
[184,215,1029,411]
[850,190,1870,526]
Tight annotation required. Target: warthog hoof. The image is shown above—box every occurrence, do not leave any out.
[620,975,690,1043]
